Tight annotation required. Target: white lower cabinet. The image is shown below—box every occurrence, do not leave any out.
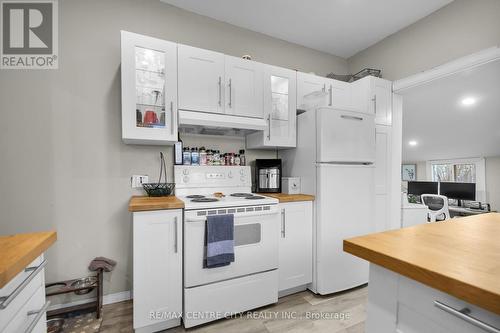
[278,201,313,293]
[0,255,48,333]
[133,209,182,333]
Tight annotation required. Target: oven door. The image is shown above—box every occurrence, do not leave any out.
[184,205,279,288]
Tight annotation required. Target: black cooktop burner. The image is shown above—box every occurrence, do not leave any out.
[186,195,205,199]
[191,198,219,203]
[245,195,266,200]
[230,193,254,197]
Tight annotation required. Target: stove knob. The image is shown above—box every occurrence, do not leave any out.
[228,171,233,178]
[183,176,189,183]
[183,169,189,175]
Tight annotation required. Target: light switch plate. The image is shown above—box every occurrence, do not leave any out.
[131,175,148,188]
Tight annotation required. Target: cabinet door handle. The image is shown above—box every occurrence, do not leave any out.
[322,84,326,92]
[0,260,47,310]
[434,301,500,333]
[228,78,232,108]
[25,300,50,333]
[267,114,272,141]
[372,95,377,114]
[328,85,333,106]
[281,208,286,238]
[170,101,175,135]
[174,216,178,253]
[218,76,222,106]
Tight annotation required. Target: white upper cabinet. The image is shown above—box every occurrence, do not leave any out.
[352,76,392,125]
[121,31,178,145]
[297,72,352,110]
[297,72,330,109]
[246,65,297,149]
[178,44,225,114]
[224,56,263,118]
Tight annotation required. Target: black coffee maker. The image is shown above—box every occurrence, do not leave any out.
[255,159,282,193]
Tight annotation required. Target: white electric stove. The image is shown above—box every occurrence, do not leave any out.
[174,166,280,328]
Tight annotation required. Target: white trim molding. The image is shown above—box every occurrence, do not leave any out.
[47,290,132,312]
[426,157,486,202]
[393,46,500,93]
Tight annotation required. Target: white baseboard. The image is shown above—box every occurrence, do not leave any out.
[47,290,133,312]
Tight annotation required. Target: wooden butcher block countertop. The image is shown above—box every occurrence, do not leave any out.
[129,195,185,212]
[258,193,315,203]
[344,213,500,315]
[0,231,57,288]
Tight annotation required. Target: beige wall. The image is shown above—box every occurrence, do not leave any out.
[0,0,347,303]
[348,0,500,80]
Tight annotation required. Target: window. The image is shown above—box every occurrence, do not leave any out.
[431,163,476,183]
[426,158,486,202]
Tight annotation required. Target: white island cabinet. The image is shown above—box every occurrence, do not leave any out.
[278,201,313,294]
[345,214,500,333]
[133,209,182,333]
[121,31,178,145]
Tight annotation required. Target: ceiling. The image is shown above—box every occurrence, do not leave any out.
[401,59,500,162]
[160,0,452,58]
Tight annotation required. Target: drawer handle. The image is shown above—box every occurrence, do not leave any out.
[434,300,500,333]
[25,300,50,333]
[0,260,47,310]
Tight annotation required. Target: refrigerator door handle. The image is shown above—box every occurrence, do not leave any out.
[340,115,363,121]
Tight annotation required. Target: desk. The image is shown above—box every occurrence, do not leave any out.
[449,206,494,216]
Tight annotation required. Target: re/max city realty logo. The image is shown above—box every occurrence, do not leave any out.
[1,0,58,69]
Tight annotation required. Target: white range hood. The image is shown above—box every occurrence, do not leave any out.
[178,110,267,136]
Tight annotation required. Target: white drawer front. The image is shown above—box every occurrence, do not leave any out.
[398,275,500,333]
[3,286,46,333]
[0,257,45,332]
[184,270,278,328]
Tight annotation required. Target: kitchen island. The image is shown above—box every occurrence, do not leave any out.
[344,213,500,333]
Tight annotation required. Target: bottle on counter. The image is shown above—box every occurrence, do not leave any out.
[183,147,191,165]
[229,153,235,166]
[191,147,199,165]
[221,153,226,166]
[199,147,207,166]
[234,154,241,166]
[239,149,246,166]
[174,136,183,165]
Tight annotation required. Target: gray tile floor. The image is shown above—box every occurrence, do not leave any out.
[99,286,367,333]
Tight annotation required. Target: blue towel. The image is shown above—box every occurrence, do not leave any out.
[205,214,235,268]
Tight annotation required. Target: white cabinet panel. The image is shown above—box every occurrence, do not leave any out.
[329,80,352,109]
[224,56,263,118]
[352,76,392,125]
[278,201,313,292]
[297,72,329,110]
[246,65,297,149]
[133,209,182,331]
[178,45,225,114]
[121,31,178,145]
[373,79,392,125]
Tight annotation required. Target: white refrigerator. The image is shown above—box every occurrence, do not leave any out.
[280,106,376,294]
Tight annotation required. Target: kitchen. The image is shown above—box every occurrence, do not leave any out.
[1,1,499,333]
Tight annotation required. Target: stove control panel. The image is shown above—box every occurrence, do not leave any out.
[174,166,251,188]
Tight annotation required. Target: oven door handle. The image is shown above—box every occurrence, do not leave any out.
[185,210,278,222]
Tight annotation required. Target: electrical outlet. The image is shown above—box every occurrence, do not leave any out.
[131,175,148,188]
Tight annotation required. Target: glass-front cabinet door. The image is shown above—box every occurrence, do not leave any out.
[121,31,178,144]
[265,65,297,148]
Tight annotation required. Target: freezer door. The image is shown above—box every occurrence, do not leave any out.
[315,164,375,294]
[316,107,376,163]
